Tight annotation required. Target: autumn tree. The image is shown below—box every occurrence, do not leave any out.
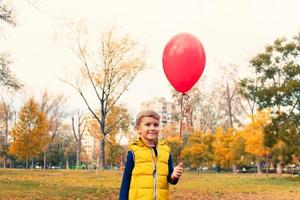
[60,21,146,169]
[63,132,77,170]
[39,91,66,169]
[182,131,214,169]
[229,131,246,173]
[161,123,180,165]
[105,105,130,168]
[86,105,130,169]
[212,127,231,169]
[43,123,77,169]
[239,110,271,173]
[8,98,50,168]
[212,127,245,173]
[71,110,87,167]
[240,33,300,175]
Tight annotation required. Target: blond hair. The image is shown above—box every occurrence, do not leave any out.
[135,110,160,126]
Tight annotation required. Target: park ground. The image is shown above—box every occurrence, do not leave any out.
[0,169,300,200]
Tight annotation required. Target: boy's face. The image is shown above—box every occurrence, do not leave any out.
[136,117,160,144]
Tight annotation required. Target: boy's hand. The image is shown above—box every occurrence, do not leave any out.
[171,162,184,179]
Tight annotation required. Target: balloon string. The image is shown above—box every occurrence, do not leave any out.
[178,92,191,163]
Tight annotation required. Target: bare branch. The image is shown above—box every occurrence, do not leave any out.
[106,115,124,135]
[107,64,144,112]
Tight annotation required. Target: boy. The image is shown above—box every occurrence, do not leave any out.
[119,110,184,200]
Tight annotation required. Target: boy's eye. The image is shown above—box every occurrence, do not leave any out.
[144,123,159,127]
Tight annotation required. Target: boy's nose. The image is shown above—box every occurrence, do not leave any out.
[150,125,158,129]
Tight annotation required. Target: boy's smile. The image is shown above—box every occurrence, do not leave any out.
[136,117,160,145]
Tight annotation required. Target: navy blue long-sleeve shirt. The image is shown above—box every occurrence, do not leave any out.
[119,148,178,200]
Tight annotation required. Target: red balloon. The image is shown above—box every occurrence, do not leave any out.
[162,33,206,93]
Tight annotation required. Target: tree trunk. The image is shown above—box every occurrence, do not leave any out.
[3,155,6,168]
[100,139,106,169]
[26,158,28,169]
[226,82,234,128]
[76,142,81,167]
[31,158,34,169]
[10,160,14,168]
[232,164,237,174]
[66,154,69,170]
[96,156,99,175]
[120,152,123,169]
[256,159,262,174]
[276,160,283,175]
[43,151,47,170]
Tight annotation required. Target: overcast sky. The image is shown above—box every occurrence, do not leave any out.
[3,0,300,116]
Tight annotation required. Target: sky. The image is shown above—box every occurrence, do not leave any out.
[3,0,300,117]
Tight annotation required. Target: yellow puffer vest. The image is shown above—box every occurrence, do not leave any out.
[128,138,170,200]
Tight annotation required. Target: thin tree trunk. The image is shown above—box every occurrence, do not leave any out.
[96,156,99,175]
[232,164,237,174]
[31,158,34,169]
[10,160,13,168]
[256,159,262,174]
[66,153,69,170]
[26,158,28,169]
[3,155,6,168]
[120,152,123,169]
[43,151,47,170]
[100,139,106,169]
[276,160,283,176]
[226,82,234,128]
[76,142,81,167]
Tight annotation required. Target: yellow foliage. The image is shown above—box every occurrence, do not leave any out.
[182,131,214,168]
[212,127,245,167]
[240,110,271,158]
[8,98,50,161]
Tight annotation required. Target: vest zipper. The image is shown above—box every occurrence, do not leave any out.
[150,148,157,200]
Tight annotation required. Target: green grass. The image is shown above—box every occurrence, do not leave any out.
[0,169,300,199]
[172,173,300,199]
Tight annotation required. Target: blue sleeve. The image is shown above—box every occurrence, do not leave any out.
[119,151,134,200]
[167,154,179,185]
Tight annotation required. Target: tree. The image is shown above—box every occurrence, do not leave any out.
[105,105,130,168]
[216,65,244,129]
[61,22,146,169]
[0,1,21,90]
[0,2,16,26]
[240,110,271,173]
[229,131,246,173]
[39,91,66,169]
[0,52,21,90]
[71,111,87,167]
[86,105,130,169]
[162,123,181,165]
[0,96,14,168]
[240,33,300,175]
[212,127,231,169]
[212,127,244,173]
[182,131,214,169]
[8,98,50,168]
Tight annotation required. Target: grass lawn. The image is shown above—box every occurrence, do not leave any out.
[0,169,300,199]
